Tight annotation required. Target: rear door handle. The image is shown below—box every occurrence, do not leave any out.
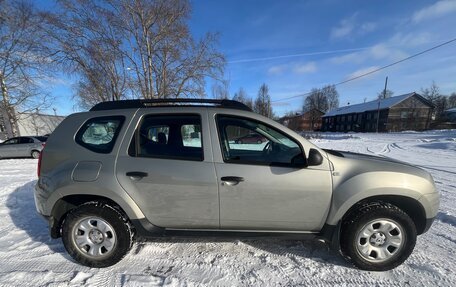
[221,176,244,186]
[126,171,148,180]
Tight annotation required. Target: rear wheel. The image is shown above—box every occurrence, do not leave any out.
[341,202,416,271]
[62,202,133,267]
[31,150,40,159]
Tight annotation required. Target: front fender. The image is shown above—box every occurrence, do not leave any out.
[325,171,435,225]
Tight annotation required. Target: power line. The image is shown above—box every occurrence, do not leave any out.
[228,47,371,63]
[272,37,456,103]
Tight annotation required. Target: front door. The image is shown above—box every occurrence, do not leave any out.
[116,111,219,229]
[0,137,20,157]
[213,115,332,231]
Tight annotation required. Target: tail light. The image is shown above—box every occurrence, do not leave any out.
[37,143,45,177]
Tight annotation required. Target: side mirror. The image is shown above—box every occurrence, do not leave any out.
[308,148,323,166]
[291,153,307,168]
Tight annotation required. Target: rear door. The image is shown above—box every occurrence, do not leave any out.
[116,109,219,229]
[18,137,34,157]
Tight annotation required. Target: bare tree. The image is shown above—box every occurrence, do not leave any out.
[322,85,339,110]
[448,92,456,109]
[254,83,272,118]
[303,88,329,112]
[0,0,53,137]
[43,0,224,106]
[109,0,225,99]
[421,81,440,103]
[421,81,446,119]
[232,87,253,109]
[42,0,130,108]
[377,89,394,100]
[212,80,229,99]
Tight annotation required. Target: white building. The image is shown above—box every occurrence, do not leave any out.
[0,110,65,140]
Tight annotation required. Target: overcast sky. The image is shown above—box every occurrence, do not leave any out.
[40,0,456,116]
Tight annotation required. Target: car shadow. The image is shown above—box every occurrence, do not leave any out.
[135,233,352,269]
[6,180,69,258]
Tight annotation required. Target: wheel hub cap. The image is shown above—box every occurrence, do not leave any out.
[369,232,386,246]
[72,217,116,258]
[89,229,104,244]
[356,219,404,263]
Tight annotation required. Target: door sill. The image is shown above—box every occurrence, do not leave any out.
[157,228,318,240]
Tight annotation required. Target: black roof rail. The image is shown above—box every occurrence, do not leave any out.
[89,99,252,112]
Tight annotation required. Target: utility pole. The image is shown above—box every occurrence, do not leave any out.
[383,77,388,100]
[376,76,388,133]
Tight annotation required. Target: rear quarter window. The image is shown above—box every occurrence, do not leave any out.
[75,116,125,154]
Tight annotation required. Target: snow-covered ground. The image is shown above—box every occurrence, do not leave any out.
[0,130,455,286]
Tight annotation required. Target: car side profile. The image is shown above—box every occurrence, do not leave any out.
[34,99,439,271]
[234,133,266,144]
[0,136,47,159]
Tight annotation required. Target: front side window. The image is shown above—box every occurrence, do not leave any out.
[216,115,303,166]
[129,114,203,161]
[76,116,124,153]
[3,138,19,145]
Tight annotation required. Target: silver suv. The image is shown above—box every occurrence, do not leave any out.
[34,99,439,270]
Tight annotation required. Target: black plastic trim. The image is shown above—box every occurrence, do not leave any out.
[90,99,252,112]
[130,218,165,237]
[423,217,436,233]
[319,222,342,251]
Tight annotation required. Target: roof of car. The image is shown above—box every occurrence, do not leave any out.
[90,99,252,112]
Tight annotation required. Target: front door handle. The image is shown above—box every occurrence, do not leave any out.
[126,171,148,180]
[221,176,244,186]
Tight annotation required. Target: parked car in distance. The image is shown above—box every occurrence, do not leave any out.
[234,133,267,144]
[0,136,47,159]
[34,99,439,271]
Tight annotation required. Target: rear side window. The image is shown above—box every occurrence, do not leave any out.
[76,116,125,154]
[129,114,203,161]
[20,137,34,144]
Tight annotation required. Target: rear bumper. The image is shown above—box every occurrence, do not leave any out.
[34,182,60,238]
[36,209,60,238]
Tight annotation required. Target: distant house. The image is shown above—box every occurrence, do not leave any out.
[0,110,65,140]
[280,109,324,131]
[17,113,65,136]
[322,92,434,132]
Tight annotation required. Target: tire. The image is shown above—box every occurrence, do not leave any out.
[257,140,262,144]
[31,150,40,159]
[238,140,243,144]
[62,202,133,268]
[340,202,416,271]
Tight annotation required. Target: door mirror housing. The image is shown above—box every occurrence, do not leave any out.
[307,148,323,166]
[291,153,307,168]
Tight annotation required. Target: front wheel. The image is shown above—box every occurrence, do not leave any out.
[341,202,417,271]
[62,202,133,267]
